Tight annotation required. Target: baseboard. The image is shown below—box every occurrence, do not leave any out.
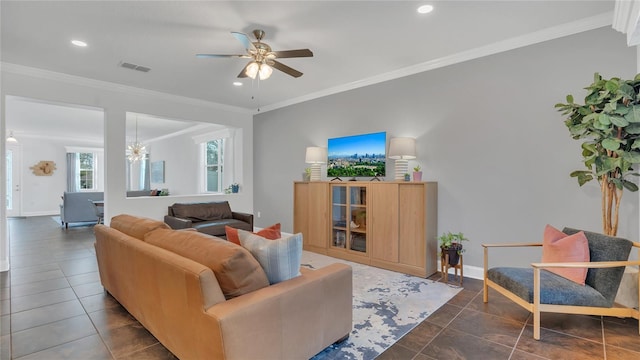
[437,260,483,280]
[20,211,60,217]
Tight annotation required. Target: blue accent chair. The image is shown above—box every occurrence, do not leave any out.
[483,228,640,340]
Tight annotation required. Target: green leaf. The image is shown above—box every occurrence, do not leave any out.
[605,80,619,92]
[610,115,629,127]
[619,82,635,99]
[570,170,594,186]
[624,105,640,123]
[622,151,640,163]
[604,102,617,113]
[623,180,639,192]
[598,113,611,125]
[602,138,620,150]
[566,94,574,103]
[614,105,630,115]
[582,112,598,124]
[595,155,620,176]
[593,120,610,130]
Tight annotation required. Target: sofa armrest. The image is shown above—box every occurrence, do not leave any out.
[232,211,253,227]
[205,263,352,359]
[164,215,192,229]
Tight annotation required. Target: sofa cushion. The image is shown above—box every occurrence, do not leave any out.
[238,230,302,284]
[488,267,610,307]
[193,219,253,237]
[541,225,589,285]
[171,202,232,221]
[145,228,269,299]
[110,214,170,240]
[226,223,281,246]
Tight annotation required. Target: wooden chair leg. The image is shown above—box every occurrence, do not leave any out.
[483,247,488,303]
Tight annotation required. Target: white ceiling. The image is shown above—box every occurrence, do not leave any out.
[0,1,620,141]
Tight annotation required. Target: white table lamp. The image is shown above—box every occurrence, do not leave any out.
[388,137,416,180]
[305,146,327,181]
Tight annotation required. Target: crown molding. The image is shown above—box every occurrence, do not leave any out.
[258,11,613,114]
[613,0,640,46]
[0,62,253,115]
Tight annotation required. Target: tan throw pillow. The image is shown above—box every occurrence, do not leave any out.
[145,228,269,299]
[541,224,590,285]
[110,214,170,240]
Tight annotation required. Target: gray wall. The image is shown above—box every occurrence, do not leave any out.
[254,27,638,269]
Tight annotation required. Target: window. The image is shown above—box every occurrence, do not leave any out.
[205,139,224,192]
[78,152,97,191]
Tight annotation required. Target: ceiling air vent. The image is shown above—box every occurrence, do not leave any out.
[119,61,151,73]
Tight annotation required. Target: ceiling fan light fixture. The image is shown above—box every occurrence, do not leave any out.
[259,63,273,80]
[246,62,259,79]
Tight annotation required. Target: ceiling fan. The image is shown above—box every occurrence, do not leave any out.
[196,29,313,80]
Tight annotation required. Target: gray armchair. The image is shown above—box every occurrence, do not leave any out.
[483,228,640,340]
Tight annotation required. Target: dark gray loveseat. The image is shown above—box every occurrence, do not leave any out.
[163,201,253,238]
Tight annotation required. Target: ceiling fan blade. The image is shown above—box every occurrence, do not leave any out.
[231,32,257,52]
[271,49,313,58]
[271,60,303,78]
[196,54,250,58]
[237,62,251,78]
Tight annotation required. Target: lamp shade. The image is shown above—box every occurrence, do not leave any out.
[388,137,416,159]
[305,147,327,164]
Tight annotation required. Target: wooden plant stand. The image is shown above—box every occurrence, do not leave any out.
[441,253,463,286]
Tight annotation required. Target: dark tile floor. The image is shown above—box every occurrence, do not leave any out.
[1,216,639,359]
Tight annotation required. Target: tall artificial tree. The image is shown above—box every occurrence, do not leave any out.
[556,73,640,236]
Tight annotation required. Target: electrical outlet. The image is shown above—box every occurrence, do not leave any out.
[257,211,261,218]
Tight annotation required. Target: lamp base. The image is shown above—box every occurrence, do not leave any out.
[310,164,322,181]
[394,159,409,180]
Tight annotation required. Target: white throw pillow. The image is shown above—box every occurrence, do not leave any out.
[237,229,303,284]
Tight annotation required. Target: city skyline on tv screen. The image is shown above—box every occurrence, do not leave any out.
[327,131,386,178]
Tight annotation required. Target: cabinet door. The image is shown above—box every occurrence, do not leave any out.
[348,186,368,254]
[399,184,426,268]
[370,183,399,262]
[293,183,309,236]
[307,183,329,249]
[294,182,329,252]
[330,185,348,249]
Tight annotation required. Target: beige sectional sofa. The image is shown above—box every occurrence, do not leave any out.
[94,214,352,360]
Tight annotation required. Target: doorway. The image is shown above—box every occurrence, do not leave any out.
[5,143,21,217]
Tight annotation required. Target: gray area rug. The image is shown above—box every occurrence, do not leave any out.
[303,251,461,360]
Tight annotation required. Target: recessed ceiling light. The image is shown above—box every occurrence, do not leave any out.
[417,5,434,14]
[233,82,243,86]
[71,40,87,47]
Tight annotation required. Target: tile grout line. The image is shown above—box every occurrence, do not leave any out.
[411,279,477,358]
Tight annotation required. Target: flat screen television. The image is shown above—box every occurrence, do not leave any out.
[327,131,386,179]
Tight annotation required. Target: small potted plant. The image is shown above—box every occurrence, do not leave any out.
[438,231,469,266]
[303,168,311,181]
[404,173,411,181]
[413,165,422,182]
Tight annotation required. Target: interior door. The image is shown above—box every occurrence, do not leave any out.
[6,144,21,217]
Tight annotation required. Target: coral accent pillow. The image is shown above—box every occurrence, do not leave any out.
[237,229,302,284]
[225,223,281,245]
[541,224,590,285]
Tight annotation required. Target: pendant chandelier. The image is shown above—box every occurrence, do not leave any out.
[127,117,147,162]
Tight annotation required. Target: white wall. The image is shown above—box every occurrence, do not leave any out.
[1,65,254,271]
[253,27,638,270]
